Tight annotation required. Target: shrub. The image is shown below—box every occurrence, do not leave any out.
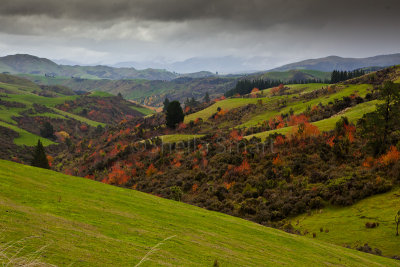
[365,222,379,228]
[170,186,183,201]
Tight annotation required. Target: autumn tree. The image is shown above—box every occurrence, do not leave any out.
[31,139,50,169]
[358,81,400,155]
[166,101,184,129]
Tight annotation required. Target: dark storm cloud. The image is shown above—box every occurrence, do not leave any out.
[0,0,399,68]
[0,0,399,27]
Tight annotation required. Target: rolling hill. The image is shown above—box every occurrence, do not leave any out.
[0,73,152,164]
[271,53,400,72]
[0,54,215,81]
[0,160,398,266]
[20,74,239,107]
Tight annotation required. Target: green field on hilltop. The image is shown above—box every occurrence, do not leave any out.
[184,95,286,123]
[240,83,372,128]
[0,121,54,146]
[185,83,371,128]
[0,160,398,266]
[245,100,378,140]
[293,188,400,257]
[159,134,205,143]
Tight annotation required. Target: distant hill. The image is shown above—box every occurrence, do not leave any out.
[20,74,238,107]
[0,54,215,81]
[249,69,331,82]
[271,53,400,72]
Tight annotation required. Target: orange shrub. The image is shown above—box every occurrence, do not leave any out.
[290,122,320,139]
[288,114,308,126]
[362,157,374,169]
[272,154,283,166]
[379,146,400,166]
[178,122,187,130]
[79,124,88,132]
[224,181,236,190]
[326,136,335,148]
[229,129,243,141]
[146,163,158,177]
[46,155,53,167]
[192,183,198,193]
[234,159,250,174]
[274,135,285,146]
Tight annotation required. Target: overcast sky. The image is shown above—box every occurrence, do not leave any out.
[0,0,399,70]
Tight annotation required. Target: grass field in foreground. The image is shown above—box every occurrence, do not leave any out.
[0,160,398,266]
[293,188,400,257]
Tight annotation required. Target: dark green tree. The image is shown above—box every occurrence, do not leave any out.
[40,121,54,138]
[204,92,210,103]
[166,101,184,128]
[358,81,400,155]
[163,97,170,112]
[31,139,50,169]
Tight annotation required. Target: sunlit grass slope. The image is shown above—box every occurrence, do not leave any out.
[0,160,398,266]
[245,100,378,140]
[293,188,400,258]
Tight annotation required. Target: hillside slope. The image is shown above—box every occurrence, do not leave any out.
[293,188,400,258]
[272,53,400,72]
[21,74,238,107]
[0,160,398,266]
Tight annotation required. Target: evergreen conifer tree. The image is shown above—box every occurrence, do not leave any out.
[31,139,50,169]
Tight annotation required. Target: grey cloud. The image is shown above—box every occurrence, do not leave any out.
[0,0,399,26]
[0,0,399,69]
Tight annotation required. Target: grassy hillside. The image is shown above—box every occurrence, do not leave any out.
[0,160,398,266]
[0,74,153,147]
[0,77,102,146]
[245,99,378,140]
[184,82,371,129]
[293,188,400,258]
[0,121,54,146]
[21,74,238,108]
[252,69,331,82]
[159,134,205,143]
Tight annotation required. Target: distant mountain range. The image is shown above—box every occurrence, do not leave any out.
[1,53,400,81]
[270,54,400,72]
[112,54,400,74]
[0,54,214,80]
[112,56,281,74]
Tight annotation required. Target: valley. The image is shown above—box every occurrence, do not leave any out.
[1,54,400,266]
